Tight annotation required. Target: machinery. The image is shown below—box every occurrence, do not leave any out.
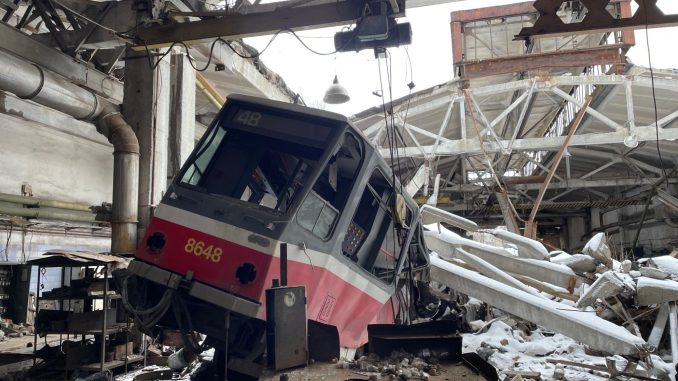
[123,94,431,378]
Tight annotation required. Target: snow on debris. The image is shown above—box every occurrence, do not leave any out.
[463,320,673,381]
[491,228,549,260]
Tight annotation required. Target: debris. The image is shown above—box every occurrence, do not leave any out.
[582,233,612,265]
[636,277,678,306]
[545,359,667,381]
[575,271,635,308]
[642,255,678,279]
[503,370,542,380]
[620,260,633,273]
[334,350,444,381]
[551,253,598,274]
[429,254,647,355]
[420,205,479,232]
[425,226,582,291]
[491,228,549,260]
[457,248,547,299]
[640,266,671,280]
[647,304,670,348]
[167,348,197,371]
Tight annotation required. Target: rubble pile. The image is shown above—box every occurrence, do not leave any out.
[336,351,441,380]
[463,319,673,381]
[0,320,31,339]
[424,218,678,380]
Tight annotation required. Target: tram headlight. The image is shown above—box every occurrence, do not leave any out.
[146,232,166,254]
[235,262,257,285]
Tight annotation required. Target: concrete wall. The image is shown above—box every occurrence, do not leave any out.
[0,97,113,205]
[561,201,678,258]
[0,93,114,263]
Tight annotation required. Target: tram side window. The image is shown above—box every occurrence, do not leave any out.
[182,126,227,187]
[342,169,410,284]
[180,125,321,213]
[297,133,363,240]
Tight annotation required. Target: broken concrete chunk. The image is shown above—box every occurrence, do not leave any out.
[644,256,678,279]
[575,271,635,309]
[457,248,547,299]
[629,270,642,278]
[491,228,549,260]
[425,226,581,291]
[420,205,478,232]
[637,277,678,306]
[620,260,632,273]
[582,233,612,265]
[551,254,598,274]
[639,266,671,280]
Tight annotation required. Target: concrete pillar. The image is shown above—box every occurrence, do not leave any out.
[123,48,171,243]
[566,216,586,253]
[590,207,601,230]
[168,52,196,181]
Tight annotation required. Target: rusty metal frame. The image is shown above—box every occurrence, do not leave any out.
[450,0,635,80]
[517,0,678,39]
[458,45,625,80]
[524,96,591,238]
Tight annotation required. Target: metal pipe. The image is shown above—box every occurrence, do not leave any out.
[0,49,104,120]
[196,72,224,107]
[0,48,139,255]
[0,204,105,223]
[0,192,93,212]
[97,111,140,255]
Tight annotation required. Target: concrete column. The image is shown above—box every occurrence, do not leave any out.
[590,207,601,230]
[123,48,171,243]
[566,216,586,253]
[168,52,196,181]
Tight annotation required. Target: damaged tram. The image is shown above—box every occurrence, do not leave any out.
[124,94,431,378]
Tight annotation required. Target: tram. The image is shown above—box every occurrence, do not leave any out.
[124,94,430,378]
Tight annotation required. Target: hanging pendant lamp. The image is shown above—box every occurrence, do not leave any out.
[323,75,350,104]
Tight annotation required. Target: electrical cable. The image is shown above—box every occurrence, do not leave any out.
[642,6,670,188]
[2,224,12,262]
[121,275,174,332]
[380,49,418,324]
[377,53,403,306]
[140,23,364,72]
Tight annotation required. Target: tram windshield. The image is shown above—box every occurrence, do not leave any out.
[180,118,326,213]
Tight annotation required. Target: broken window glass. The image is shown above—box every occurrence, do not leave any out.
[297,133,363,240]
[180,123,321,213]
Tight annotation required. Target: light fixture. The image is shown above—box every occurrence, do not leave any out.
[623,132,638,148]
[323,75,350,104]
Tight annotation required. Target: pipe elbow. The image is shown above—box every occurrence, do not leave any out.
[96,111,139,155]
